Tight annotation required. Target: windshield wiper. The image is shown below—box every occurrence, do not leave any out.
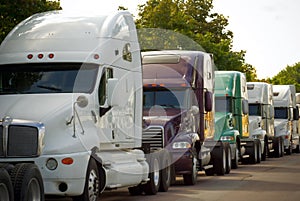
[37,85,62,92]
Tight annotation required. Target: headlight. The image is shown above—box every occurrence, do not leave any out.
[172,142,191,149]
[220,136,235,141]
[46,158,58,170]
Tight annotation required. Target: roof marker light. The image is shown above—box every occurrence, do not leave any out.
[48,53,54,59]
[38,54,44,59]
[27,54,33,59]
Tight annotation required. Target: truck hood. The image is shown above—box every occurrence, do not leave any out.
[274,119,289,136]
[214,112,231,139]
[248,115,266,137]
[0,94,94,154]
[0,94,72,122]
[143,108,183,126]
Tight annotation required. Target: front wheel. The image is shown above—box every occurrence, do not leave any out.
[10,163,44,201]
[143,153,160,195]
[256,140,262,164]
[225,143,231,174]
[0,168,14,201]
[212,143,226,176]
[183,155,198,185]
[159,151,171,191]
[231,143,239,169]
[73,159,100,201]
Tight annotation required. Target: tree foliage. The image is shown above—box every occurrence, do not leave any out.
[136,0,257,80]
[270,63,300,92]
[0,0,61,43]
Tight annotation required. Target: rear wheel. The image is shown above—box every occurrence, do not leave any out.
[73,159,100,201]
[10,163,44,201]
[0,168,14,201]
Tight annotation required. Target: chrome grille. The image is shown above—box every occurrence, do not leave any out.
[7,125,38,157]
[142,126,164,149]
[0,118,44,158]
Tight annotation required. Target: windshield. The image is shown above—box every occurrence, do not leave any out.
[0,63,98,94]
[215,96,232,112]
[249,104,262,116]
[274,107,288,119]
[143,88,187,109]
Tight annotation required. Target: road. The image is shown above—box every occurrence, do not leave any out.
[47,153,300,201]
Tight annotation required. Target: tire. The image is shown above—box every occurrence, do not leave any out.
[183,155,198,185]
[295,144,300,153]
[128,185,143,196]
[256,140,261,164]
[73,159,100,201]
[247,141,257,164]
[212,144,226,176]
[261,139,267,161]
[274,137,281,158]
[224,143,231,174]
[231,143,239,169]
[10,163,44,201]
[285,138,292,155]
[159,151,171,191]
[0,168,14,201]
[143,153,160,195]
[280,137,284,157]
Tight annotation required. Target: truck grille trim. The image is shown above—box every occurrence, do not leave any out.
[0,122,42,158]
[142,126,164,149]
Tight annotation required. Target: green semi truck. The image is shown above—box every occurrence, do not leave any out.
[214,71,261,168]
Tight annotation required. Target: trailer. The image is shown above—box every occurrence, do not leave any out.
[0,10,159,200]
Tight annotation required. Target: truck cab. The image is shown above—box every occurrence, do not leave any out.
[273,85,298,155]
[215,71,261,167]
[0,10,158,200]
[247,82,279,158]
[142,50,230,185]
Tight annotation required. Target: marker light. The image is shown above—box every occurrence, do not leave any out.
[62,157,74,165]
[27,54,33,59]
[48,53,54,59]
[38,54,44,59]
[94,54,100,60]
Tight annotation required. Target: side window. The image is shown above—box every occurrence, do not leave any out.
[98,68,113,106]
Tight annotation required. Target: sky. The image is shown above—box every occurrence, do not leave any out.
[60,0,300,79]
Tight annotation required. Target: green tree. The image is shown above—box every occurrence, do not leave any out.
[271,63,300,92]
[0,0,61,43]
[136,0,257,80]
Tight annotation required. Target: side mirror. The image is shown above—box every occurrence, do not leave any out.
[190,105,200,115]
[293,107,299,120]
[107,78,120,107]
[205,91,213,112]
[242,99,249,115]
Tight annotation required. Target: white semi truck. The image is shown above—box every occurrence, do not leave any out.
[0,10,160,201]
[247,82,280,159]
[273,85,297,155]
